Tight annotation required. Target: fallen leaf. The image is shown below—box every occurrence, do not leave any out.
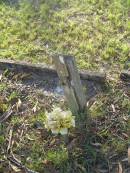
[111,104,116,112]
[16,99,22,111]
[122,133,129,138]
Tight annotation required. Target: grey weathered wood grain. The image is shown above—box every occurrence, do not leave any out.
[64,56,86,111]
[53,55,86,115]
[53,55,80,114]
[80,71,105,83]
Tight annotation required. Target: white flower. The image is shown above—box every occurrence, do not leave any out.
[44,107,75,135]
[59,128,68,135]
[51,129,59,134]
[71,119,75,127]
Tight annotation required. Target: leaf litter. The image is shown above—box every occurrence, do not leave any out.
[0,70,129,173]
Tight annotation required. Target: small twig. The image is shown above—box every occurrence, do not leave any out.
[0,105,14,123]
[7,126,14,154]
[7,154,39,173]
[19,123,28,143]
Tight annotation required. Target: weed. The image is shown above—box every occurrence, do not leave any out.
[30,111,45,126]
[0,135,5,144]
[11,116,24,125]
[8,91,19,102]
[45,146,68,166]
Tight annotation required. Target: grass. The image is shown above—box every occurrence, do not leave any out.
[0,0,129,71]
[0,0,130,173]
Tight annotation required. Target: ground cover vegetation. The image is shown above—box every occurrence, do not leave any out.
[0,0,130,172]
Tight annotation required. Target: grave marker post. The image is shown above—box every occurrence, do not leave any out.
[53,55,87,126]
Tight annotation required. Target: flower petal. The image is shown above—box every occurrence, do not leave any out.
[60,128,68,135]
[51,129,59,134]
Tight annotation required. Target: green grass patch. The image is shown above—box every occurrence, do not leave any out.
[0,0,129,71]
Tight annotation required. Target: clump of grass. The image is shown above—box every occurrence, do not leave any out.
[24,142,45,172]
[8,91,19,102]
[11,116,24,126]
[0,135,5,145]
[89,100,106,118]
[45,146,68,166]
[29,111,46,126]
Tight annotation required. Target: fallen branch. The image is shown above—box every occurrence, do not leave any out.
[0,106,14,123]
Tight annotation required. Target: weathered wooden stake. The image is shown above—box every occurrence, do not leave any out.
[53,55,86,117]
